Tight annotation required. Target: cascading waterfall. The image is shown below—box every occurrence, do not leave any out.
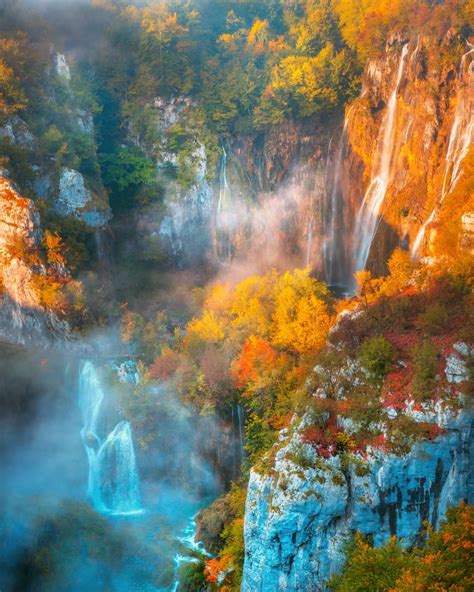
[78,360,142,515]
[411,48,474,256]
[352,44,410,276]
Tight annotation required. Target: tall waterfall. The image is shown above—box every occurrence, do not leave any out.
[215,143,237,262]
[412,48,474,256]
[217,144,230,224]
[352,44,410,276]
[78,361,142,515]
[305,216,314,268]
[323,109,352,287]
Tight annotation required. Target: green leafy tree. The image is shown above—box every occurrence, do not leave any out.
[100,147,156,191]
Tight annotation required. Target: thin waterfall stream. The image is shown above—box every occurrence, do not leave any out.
[412,47,474,256]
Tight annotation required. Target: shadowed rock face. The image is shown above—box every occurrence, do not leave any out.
[242,408,473,592]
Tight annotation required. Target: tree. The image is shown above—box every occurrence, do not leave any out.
[329,533,412,592]
[272,270,331,354]
[411,339,438,401]
[42,230,66,268]
[0,35,29,118]
[100,147,156,191]
[393,503,474,592]
[330,503,474,592]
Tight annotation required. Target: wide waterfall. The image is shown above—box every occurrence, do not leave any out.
[352,44,410,276]
[412,47,474,256]
[78,361,142,515]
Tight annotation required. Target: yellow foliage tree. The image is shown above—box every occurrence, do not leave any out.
[186,310,226,344]
[273,288,331,354]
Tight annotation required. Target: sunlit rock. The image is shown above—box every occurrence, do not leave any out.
[0,175,71,347]
[54,51,71,80]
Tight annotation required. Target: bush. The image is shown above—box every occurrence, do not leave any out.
[330,503,474,592]
[39,124,64,153]
[358,336,395,381]
[176,560,207,592]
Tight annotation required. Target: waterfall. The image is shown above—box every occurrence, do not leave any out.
[217,144,230,223]
[412,48,474,256]
[215,143,236,262]
[95,421,141,514]
[352,44,410,276]
[305,216,314,268]
[78,361,142,515]
[324,109,352,287]
[237,404,245,463]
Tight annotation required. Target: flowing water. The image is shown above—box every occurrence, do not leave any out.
[411,48,474,256]
[352,44,410,276]
[172,514,211,592]
[78,360,142,515]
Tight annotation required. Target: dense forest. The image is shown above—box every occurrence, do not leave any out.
[0,1,473,591]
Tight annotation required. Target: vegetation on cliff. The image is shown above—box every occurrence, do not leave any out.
[329,503,474,592]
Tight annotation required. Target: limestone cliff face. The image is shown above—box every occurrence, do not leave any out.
[0,175,72,347]
[340,35,474,279]
[126,97,215,267]
[242,349,473,591]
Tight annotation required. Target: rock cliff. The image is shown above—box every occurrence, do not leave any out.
[0,175,72,347]
[0,50,111,230]
[242,354,473,591]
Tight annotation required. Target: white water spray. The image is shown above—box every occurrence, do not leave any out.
[412,48,474,256]
[78,361,142,515]
[353,44,410,275]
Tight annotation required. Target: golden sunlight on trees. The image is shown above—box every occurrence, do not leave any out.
[272,275,331,353]
[186,269,332,357]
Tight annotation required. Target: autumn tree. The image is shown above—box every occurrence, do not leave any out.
[272,270,332,354]
[0,35,29,119]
